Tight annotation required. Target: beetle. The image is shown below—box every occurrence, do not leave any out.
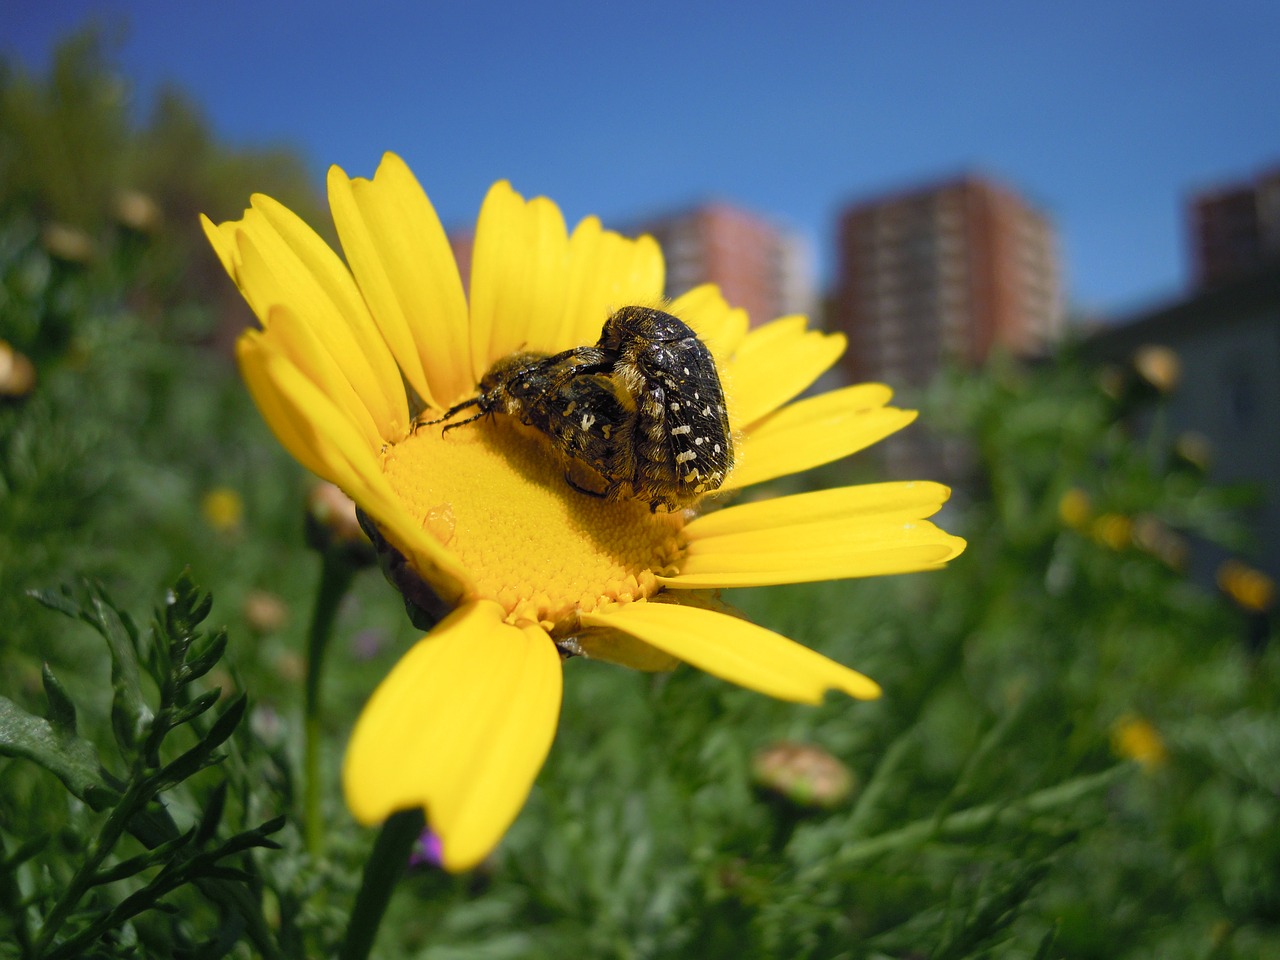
[422,306,733,511]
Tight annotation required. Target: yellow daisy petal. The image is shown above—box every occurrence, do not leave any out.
[669,283,750,365]
[208,199,408,441]
[237,334,335,484]
[469,181,571,379]
[253,304,384,454]
[199,213,237,278]
[667,519,965,588]
[728,316,848,426]
[686,481,954,538]
[726,384,917,491]
[673,485,964,588]
[328,154,472,408]
[342,601,562,871]
[238,333,473,597]
[558,216,665,348]
[581,602,880,702]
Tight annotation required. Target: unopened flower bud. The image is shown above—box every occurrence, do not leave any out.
[1133,345,1180,394]
[1110,714,1168,771]
[1217,559,1275,614]
[751,741,855,810]
[1057,488,1092,530]
[1091,513,1132,551]
[41,223,95,264]
[115,189,162,233]
[1131,515,1188,570]
[1172,432,1213,473]
[0,341,37,398]
[306,482,375,564]
[243,589,289,634]
[201,487,244,533]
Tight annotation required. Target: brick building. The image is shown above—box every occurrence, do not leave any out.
[830,174,1063,389]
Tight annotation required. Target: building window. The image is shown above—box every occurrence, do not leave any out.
[1222,359,1259,432]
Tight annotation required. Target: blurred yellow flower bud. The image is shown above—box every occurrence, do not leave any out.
[1057,488,1092,529]
[1111,714,1168,771]
[306,482,375,566]
[41,223,96,263]
[751,741,856,810]
[115,189,162,233]
[201,487,244,533]
[1132,515,1189,571]
[1172,432,1213,473]
[1091,513,1132,551]
[0,341,37,398]
[243,589,289,634]
[1217,559,1276,614]
[1133,344,1180,394]
[307,482,368,545]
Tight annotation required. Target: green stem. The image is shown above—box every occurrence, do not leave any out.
[804,766,1128,881]
[304,551,357,859]
[34,774,148,952]
[337,809,425,960]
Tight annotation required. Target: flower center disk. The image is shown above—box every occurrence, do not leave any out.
[382,417,682,630]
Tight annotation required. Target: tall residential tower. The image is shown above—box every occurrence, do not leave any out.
[635,202,815,328]
[830,175,1063,389]
[1188,165,1280,288]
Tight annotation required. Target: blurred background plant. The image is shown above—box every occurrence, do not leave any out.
[1,28,1276,960]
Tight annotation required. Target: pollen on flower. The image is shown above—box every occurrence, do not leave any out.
[381,416,683,631]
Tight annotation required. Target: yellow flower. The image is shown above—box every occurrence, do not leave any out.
[201,486,244,532]
[1132,344,1180,394]
[1217,559,1276,614]
[1110,714,1168,771]
[202,153,965,871]
[1091,512,1132,551]
[1057,487,1092,530]
[0,340,37,398]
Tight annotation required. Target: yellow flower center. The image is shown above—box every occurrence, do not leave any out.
[381,416,683,631]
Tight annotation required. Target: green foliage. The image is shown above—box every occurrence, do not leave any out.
[0,574,284,959]
[0,25,326,335]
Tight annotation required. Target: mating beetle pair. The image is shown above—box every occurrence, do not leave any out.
[422,306,733,511]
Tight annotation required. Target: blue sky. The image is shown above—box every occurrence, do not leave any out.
[7,0,1280,318]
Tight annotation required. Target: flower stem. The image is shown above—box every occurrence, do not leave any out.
[338,809,424,960]
[809,765,1128,879]
[304,550,358,859]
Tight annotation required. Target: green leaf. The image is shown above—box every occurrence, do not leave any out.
[212,815,286,856]
[0,831,50,870]
[93,593,154,754]
[0,695,118,810]
[181,629,228,684]
[164,570,214,656]
[199,865,255,883]
[89,829,196,887]
[30,582,156,756]
[194,781,228,846]
[42,662,78,734]
[27,584,84,620]
[167,688,221,729]
[153,695,246,789]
